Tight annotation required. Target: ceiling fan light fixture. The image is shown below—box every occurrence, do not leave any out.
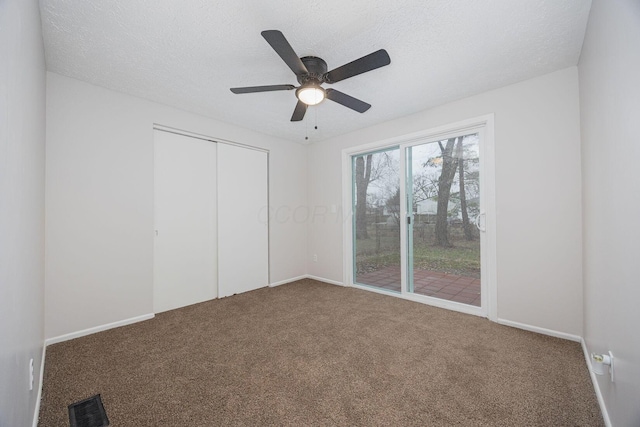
[296,84,326,106]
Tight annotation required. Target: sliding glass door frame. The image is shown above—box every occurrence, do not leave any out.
[401,127,488,317]
[342,115,497,320]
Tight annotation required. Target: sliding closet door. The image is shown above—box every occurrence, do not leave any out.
[217,143,269,297]
[153,130,217,313]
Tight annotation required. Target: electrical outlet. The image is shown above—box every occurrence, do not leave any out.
[29,358,34,391]
[313,254,318,262]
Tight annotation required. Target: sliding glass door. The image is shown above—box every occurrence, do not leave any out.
[406,133,482,306]
[349,121,491,317]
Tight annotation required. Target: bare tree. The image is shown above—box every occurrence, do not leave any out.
[385,188,401,225]
[412,171,439,205]
[354,151,399,240]
[434,138,460,246]
[355,154,373,239]
[456,137,476,240]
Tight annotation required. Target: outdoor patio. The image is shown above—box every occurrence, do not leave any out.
[356,266,481,307]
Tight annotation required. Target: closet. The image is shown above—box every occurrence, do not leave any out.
[153,128,268,313]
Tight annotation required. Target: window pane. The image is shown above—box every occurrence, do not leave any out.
[353,148,401,292]
[408,134,481,306]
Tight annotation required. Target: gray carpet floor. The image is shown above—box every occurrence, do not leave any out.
[38,279,603,426]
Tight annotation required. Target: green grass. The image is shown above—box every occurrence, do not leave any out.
[355,225,480,277]
[412,240,480,277]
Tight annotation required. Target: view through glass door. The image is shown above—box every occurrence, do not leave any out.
[406,133,482,306]
[352,147,401,292]
[348,118,492,316]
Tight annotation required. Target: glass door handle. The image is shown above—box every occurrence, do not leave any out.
[475,212,486,232]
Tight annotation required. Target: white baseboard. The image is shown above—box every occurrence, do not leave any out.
[268,274,345,288]
[31,344,46,427]
[305,274,345,287]
[496,318,582,342]
[45,313,155,346]
[269,275,307,287]
[580,338,612,427]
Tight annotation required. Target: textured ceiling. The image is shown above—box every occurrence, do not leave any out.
[39,0,592,144]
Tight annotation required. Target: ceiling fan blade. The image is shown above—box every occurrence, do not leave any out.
[230,84,295,94]
[325,89,371,113]
[324,49,391,84]
[291,100,308,121]
[261,30,308,77]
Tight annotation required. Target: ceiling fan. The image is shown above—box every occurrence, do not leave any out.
[230,30,391,122]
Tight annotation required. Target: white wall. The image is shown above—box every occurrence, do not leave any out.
[45,72,307,339]
[307,67,583,336]
[0,0,46,426]
[579,0,640,425]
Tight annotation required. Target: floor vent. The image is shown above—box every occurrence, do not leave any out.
[68,394,109,427]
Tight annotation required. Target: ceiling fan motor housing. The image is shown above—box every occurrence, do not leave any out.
[298,56,328,85]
